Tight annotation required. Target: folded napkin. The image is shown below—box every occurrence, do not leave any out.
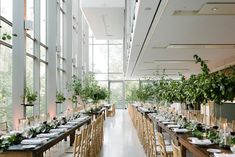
[162,121,175,124]
[21,138,47,145]
[37,132,59,138]
[50,128,67,133]
[167,124,180,128]
[173,128,189,133]
[22,145,37,149]
[191,139,212,145]
[214,153,235,157]
[58,125,73,128]
[67,121,78,125]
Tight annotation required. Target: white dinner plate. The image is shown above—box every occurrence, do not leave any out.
[206,149,221,153]
[167,124,180,128]
[22,145,37,149]
[190,139,212,146]
[173,128,189,133]
[162,121,175,124]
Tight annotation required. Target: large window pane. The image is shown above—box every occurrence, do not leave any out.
[60,11,64,57]
[40,0,46,44]
[89,45,93,72]
[0,45,12,126]
[26,0,34,37]
[109,74,123,80]
[109,45,123,73]
[40,46,46,61]
[125,81,139,103]
[0,0,12,22]
[93,45,108,73]
[93,38,108,44]
[26,56,34,91]
[109,40,123,44]
[94,74,108,80]
[0,21,12,45]
[40,63,46,114]
[26,37,34,54]
[97,81,108,88]
[26,56,34,116]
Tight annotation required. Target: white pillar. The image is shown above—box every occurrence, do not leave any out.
[47,0,57,118]
[64,0,73,110]
[33,0,41,115]
[12,0,26,130]
[76,0,83,79]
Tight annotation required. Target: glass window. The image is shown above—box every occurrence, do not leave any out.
[125,81,139,103]
[26,56,34,117]
[26,0,34,37]
[94,74,108,80]
[89,45,93,72]
[40,46,46,61]
[93,38,108,44]
[0,21,12,45]
[89,37,93,45]
[26,37,34,54]
[93,45,108,73]
[0,0,13,22]
[109,45,123,73]
[40,63,46,114]
[109,40,123,44]
[97,81,108,88]
[26,56,34,90]
[109,74,124,80]
[0,45,12,126]
[40,0,46,44]
[60,11,64,57]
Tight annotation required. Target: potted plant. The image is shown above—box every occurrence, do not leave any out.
[1,32,11,41]
[56,91,66,103]
[22,87,37,105]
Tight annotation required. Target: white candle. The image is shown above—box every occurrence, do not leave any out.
[223,123,227,134]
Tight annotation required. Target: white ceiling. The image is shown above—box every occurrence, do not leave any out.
[80,0,124,39]
[126,0,235,79]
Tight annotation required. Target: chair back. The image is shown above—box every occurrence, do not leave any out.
[157,132,167,157]
[0,122,8,134]
[172,140,182,157]
[73,133,82,157]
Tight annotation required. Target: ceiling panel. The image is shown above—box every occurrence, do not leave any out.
[126,0,235,79]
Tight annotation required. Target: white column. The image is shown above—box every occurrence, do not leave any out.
[33,0,41,115]
[47,0,57,118]
[76,0,83,79]
[12,0,26,130]
[82,17,89,73]
[64,0,73,110]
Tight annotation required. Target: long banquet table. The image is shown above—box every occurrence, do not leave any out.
[0,116,91,157]
[148,113,232,157]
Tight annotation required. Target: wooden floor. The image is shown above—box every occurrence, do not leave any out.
[45,109,146,157]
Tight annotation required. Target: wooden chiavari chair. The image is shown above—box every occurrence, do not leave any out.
[0,121,8,134]
[157,132,173,157]
[172,140,182,157]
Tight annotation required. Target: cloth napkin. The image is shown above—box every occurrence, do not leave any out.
[37,132,59,138]
[214,153,235,157]
[50,128,67,133]
[21,138,47,145]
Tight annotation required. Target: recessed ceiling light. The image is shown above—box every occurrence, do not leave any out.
[145,7,152,10]
[212,7,218,11]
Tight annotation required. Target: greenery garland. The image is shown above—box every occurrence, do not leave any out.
[129,55,235,107]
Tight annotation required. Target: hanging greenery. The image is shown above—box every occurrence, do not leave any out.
[22,87,37,104]
[66,73,109,104]
[129,55,235,107]
[56,91,66,103]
